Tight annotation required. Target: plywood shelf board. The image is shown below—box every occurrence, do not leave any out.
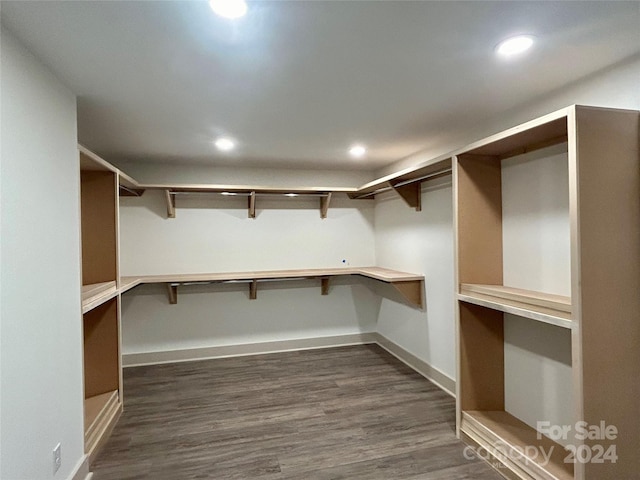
[82,281,118,314]
[456,108,569,159]
[84,390,122,463]
[460,284,570,313]
[150,184,356,194]
[119,277,142,294]
[124,267,423,285]
[121,267,424,307]
[353,157,452,197]
[461,410,573,480]
[84,390,118,434]
[458,284,573,329]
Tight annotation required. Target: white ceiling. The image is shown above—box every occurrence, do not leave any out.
[2,1,639,171]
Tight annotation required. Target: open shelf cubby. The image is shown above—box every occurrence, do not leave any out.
[80,148,123,462]
[455,106,640,479]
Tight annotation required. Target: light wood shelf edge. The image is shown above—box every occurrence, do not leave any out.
[454,106,571,158]
[119,276,142,294]
[120,267,424,308]
[457,293,573,330]
[461,410,573,480]
[460,284,570,313]
[458,284,573,329]
[84,390,122,463]
[82,281,118,314]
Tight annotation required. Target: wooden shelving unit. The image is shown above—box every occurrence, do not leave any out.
[121,266,425,309]
[79,147,123,463]
[454,105,640,479]
[112,156,453,215]
[153,184,351,219]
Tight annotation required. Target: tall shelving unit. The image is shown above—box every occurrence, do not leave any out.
[454,105,640,479]
[79,147,123,463]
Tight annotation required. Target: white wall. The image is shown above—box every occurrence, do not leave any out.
[119,191,379,356]
[502,144,573,438]
[380,54,640,177]
[113,161,374,190]
[1,29,84,480]
[374,176,456,382]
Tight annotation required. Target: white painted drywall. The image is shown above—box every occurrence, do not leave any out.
[504,315,573,446]
[1,29,84,480]
[119,191,378,355]
[502,143,571,296]
[502,144,573,438]
[381,54,640,177]
[122,280,380,355]
[374,176,456,381]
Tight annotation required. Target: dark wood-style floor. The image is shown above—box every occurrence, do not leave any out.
[92,345,501,479]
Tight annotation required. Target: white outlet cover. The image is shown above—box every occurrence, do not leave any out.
[53,443,61,474]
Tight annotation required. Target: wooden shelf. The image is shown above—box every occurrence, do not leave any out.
[458,284,572,329]
[121,266,424,308]
[456,108,569,160]
[349,157,452,210]
[108,152,452,213]
[461,410,573,480]
[82,281,118,314]
[84,390,122,463]
[158,186,342,219]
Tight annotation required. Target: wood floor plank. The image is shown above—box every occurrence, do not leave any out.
[92,345,501,479]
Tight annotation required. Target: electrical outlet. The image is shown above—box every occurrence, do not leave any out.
[53,443,61,475]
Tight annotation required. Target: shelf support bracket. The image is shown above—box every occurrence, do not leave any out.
[248,191,256,219]
[249,279,258,299]
[166,283,178,304]
[321,277,330,295]
[391,280,424,309]
[164,190,176,218]
[320,193,332,219]
[391,182,421,211]
[119,185,145,197]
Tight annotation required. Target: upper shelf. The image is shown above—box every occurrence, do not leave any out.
[77,144,454,215]
[120,266,425,308]
[455,107,569,159]
[458,283,572,329]
[160,186,345,219]
[77,106,577,216]
[348,157,452,211]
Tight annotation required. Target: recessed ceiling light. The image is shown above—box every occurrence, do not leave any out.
[209,0,247,19]
[349,145,367,158]
[495,35,535,58]
[215,137,236,151]
[285,193,298,197]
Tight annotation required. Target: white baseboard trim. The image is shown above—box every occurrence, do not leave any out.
[373,333,456,397]
[123,332,378,367]
[68,455,90,480]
